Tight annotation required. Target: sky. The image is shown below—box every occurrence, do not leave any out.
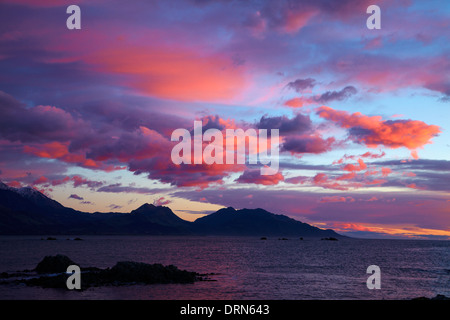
[0,0,449,239]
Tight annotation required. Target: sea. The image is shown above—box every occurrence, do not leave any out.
[0,236,448,300]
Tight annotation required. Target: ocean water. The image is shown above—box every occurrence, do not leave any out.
[0,236,448,300]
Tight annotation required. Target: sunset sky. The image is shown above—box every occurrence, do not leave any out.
[0,0,449,239]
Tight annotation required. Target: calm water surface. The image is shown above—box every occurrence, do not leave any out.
[0,236,448,300]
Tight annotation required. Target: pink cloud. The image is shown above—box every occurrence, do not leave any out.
[284,97,308,108]
[33,176,49,185]
[317,106,441,152]
[87,45,248,102]
[364,169,378,176]
[6,180,22,188]
[153,197,171,206]
[336,172,356,181]
[381,167,392,177]
[23,142,110,170]
[319,196,355,203]
[284,175,308,184]
[236,169,284,185]
[411,150,419,160]
[313,173,328,184]
[366,179,387,186]
[47,175,104,189]
[343,158,367,172]
[406,183,426,190]
[403,172,416,177]
[282,9,318,33]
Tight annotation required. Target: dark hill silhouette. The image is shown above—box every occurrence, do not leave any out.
[89,203,192,234]
[0,182,93,234]
[130,203,190,227]
[193,207,339,237]
[0,181,344,238]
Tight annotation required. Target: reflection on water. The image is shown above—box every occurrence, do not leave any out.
[0,236,448,300]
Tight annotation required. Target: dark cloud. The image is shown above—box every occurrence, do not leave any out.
[286,78,316,92]
[70,176,104,189]
[129,156,244,190]
[0,91,85,143]
[108,204,123,210]
[190,114,232,135]
[282,135,336,154]
[68,194,84,200]
[372,159,450,171]
[256,114,312,135]
[368,159,450,192]
[236,169,284,185]
[97,183,165,194]
[314,86,357,103]
[424,82,450,103]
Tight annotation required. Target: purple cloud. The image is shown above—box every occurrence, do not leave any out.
[286,78,316,92]
[68,194,84,200]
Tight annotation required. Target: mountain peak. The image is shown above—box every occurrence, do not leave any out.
[129,203,189,227]
[216,206,236,213]
[16,186,47,199]
[130,203,157,215]
[0,181,12,191]
[136,203,157,211]
[193,206,344,238]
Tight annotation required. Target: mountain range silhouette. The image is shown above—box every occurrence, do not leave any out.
[0,181,343,238]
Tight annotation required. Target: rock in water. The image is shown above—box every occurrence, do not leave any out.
[105,261,198,284]
[34,254,77,274]
[9,255,200,289]
[321,237,338,241]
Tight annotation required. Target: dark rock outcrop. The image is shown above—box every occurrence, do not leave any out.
[3,255,201,289]
[103,261,197,284]
[321,237,338,241]
[412,294,450,300]
[34,254,77,274]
